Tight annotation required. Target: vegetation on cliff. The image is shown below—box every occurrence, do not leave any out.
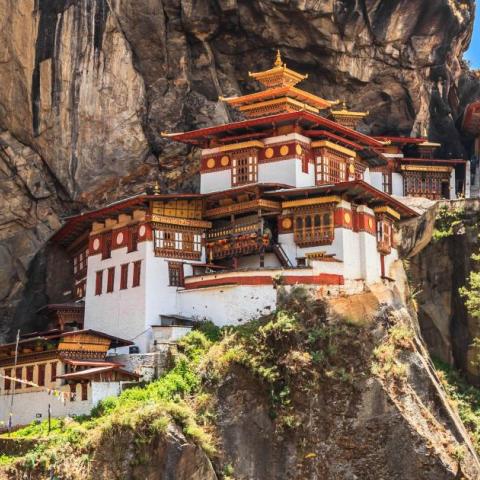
[1,287,479,479]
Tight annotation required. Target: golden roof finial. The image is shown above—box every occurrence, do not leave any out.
[274,49,283,68]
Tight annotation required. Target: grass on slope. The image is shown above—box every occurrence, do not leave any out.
[434,358,480,453]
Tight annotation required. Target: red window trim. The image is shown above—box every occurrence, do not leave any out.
[50,362,57,382]
[81,383,88,401]
[38,364,46,387]
[95,270,103,295]
[120,263,129,290]
[4,368,11,390]
[132,261,141,288]
[107,267,115,293]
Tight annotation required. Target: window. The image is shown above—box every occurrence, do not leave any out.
[293,208,334,246]
[26,366,34,385]
[232,152,258,186]
[102,233,112,260]
[95,270,103,295]
[70,383,77,402]
[376,217,393,254]
[81,383,88,401]
[315,152,346,184]
[73,249,88,277]
[128,227,138,253]
[4,369,11,390]
[50,362,57,382]
[107,267,115,293]
[120,264,129,290]
[132,261,141,288]
[382,172,392,194]
[154,228,202,260]
[38,364,45,387]
[15,367,22,389]
[168,262,184,287]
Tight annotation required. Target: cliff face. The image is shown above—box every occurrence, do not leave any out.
[405,199,480,385]
[0,0,479,339]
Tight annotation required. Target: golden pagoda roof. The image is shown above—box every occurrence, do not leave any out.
[330,102,368,119]
[221,85,334,110]
[248,50,308,88]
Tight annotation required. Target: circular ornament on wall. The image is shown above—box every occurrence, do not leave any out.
[206,158,216,169]
[344,212,352,224]
[139,225,146,237]
[280,145,289,156]
[117,232,124,245]
[281,217,293,230]
[295,144,302,155]
[221,155,230,167]
[368,218,374,229]
[265,147,274,159]
[93,238,100,251]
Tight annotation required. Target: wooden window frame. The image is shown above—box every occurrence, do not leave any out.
[4,368,11,390]
[81,383,88,401]
[232,151,258,186]
[15,367,22,389]
[132,260,141,288]
[128,227,138,253]
[107,267,115,293]
[38,364,46,387]
[168,262,184,287]
[70,383,77,402]
[315,149,348,185]
[95,270,103,296]
[26,366,34,385]
[120,263,129,290]
[376,216,393,255]
[153,227,202,260]
[50,362,57,382]
[382,171,392,194]
[102,232,112,260]
[293,207,335,247]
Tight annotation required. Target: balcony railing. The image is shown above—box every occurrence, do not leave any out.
[294,227,334,247]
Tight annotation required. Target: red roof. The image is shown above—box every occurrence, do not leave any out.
[264,180,419,219]
[373,136,428,144]
[399,158,466,165]
[165,111,385,148]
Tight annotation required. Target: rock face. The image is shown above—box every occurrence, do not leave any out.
[0,0,479,337]
[407,199,480,385]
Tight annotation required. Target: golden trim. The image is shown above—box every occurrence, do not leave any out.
[220,156,230,167]
[311,140,356,157]
[205,199,280,218]
[400,165,452,173]
[150,214,212,228]
[210,140,264,153]
[280,145,289,156]
[238,97,319,114]
[206,158,216,169]
[295,144,302,155]
[373,206,401,220]
[282,195,342,209]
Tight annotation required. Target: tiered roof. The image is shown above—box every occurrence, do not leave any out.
[220,51,336,118]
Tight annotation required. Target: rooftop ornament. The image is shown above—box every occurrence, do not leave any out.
[248,50,309,88]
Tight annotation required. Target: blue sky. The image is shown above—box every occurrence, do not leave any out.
[466,11,480,68]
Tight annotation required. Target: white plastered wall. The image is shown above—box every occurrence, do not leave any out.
[392,173,404,196]
[369,172,383,191]
[200,170,232,193]
[177,284,277,327]
[84,242,147,351]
